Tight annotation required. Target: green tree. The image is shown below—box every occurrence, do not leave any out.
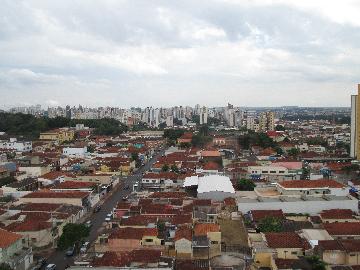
[163,129,185,141]
[87,145,95,153]
[0,263,12,270]
[237,179,256,191]
[258,216,282,232]
[275,125,285,131]
[0,176,16,187]
[157,221,166,232]
[288,147,300,157]
[171,164,179,173]
[57,223,90,250]
[305,256,326,270]
[162,164,169,172]
[131,152,139,161]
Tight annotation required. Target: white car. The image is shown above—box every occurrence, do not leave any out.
[80,242,90,253]
[45,264,56,270]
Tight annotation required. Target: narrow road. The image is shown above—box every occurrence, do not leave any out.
[44,148,164,270]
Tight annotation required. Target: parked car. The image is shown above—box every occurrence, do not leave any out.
[93,205,101,213]
[65,245,75,256]
[80,241,90,253]
[122,195,129,201]
[85,220,92,228]
[45,264,56,270]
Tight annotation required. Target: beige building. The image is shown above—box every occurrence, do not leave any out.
[317,239,360,266]
[351,84,360,159]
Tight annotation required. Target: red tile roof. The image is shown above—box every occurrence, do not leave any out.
[149,192,187,199]
[17,203,62,212]
[53,181,96,189]
[0,228,22,248]
[174,227,192,241]
[279,179,345,189]
[120,215,157,226]
[324,222,360,236]
[250,210,285,222]
[6,220,52,232]
[202,161,220,171]
[194,223,220,236]
[109,227,158,240]
[40,171,75,180]
[318,239,360,252]
[22,190,90,199]
[320,209,354,220]
[92,249,162,267]
[265,232,307,249]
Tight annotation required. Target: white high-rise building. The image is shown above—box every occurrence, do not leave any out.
[166,115,174,127]
[200,106,208,125]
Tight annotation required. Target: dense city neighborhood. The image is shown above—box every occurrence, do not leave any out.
[0,96,359,270]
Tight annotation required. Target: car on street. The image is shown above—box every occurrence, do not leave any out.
[122,195,128,201]
[85,220,92,228]
[93,205,101,213]
[45,264,56,270]
[80,241,90,253]
[65,245,75,256]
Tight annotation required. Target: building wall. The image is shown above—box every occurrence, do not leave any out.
[21,229,52,248]
[19,197,84,207]
[357,84,360,160]
[275,247,303,259]
[322,250,346,265]
[175,238,192,256]
[198,191,235,201]
[237,198,358,214]
[108,239,141,252]
[351,94,358,158]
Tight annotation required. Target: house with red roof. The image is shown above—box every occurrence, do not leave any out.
[96,227,162,252]
[0,228,33,270]
[252,232,310,269]
[317,239,360,266]
[323,222,360,240]
[19,190,91,207]
[319,209,357,223]
[174,227,192,258]
[276,179,349,197]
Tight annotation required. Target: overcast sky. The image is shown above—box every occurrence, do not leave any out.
[1,0,359,108]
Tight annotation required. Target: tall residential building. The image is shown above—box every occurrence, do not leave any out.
[259,111,275,131]
[200,106,208,125]
[351,84,360,159]
[166,115,174,127]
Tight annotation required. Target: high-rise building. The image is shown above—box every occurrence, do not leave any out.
[259,111,275,131]
[200,106,208,125]
[350,84,360,159]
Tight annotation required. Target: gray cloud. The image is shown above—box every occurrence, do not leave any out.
[0,0,359,108]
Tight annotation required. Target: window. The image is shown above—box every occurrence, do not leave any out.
[279,171,285,173]
[270,171,276,174]
[211,241,218,245]
[145,239,153,242]
[291,251,297,255]
[31,238,36,243]
[262,171,268,173]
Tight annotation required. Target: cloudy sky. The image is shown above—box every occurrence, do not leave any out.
[1,0,359,108]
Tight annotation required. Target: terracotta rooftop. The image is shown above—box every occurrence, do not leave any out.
[40,171,75,180]
[250,210,285,222]
[201,150,221,157]
[53,181,97,189]
[6,220,52,232]
[324,222,360,236]
[109,227,158,240]
[22,190,90,199]
[194,223,220,236]
[279,179,345,189]
[0,228,22,248]
[318,239,360,252]
[174,227,192,241]
[320,209,354,220]
[265,232,307,249]
[120,215,157,226]
[149,192,187,199]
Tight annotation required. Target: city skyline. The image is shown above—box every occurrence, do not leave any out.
[1,1,360,107]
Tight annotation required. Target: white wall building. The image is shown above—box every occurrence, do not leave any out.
[62,146,88,158]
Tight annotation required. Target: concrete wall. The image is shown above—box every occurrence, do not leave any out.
[237,198,358,214]
[198,191,235,201]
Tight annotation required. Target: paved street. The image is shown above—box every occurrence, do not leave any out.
[43,148,164,270]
